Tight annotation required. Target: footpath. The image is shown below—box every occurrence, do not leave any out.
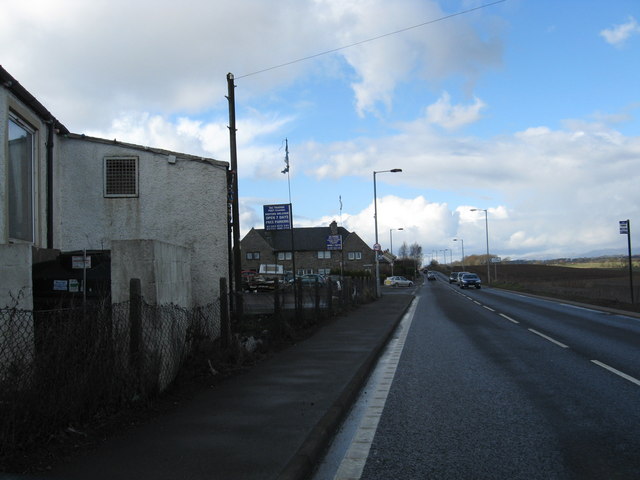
[5,293,414,480]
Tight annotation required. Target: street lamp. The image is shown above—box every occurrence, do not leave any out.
[471,208,490,284]
[453,238,465,271]
[389,227,404,276]
[374,168,402,297]
[389,227,404,256]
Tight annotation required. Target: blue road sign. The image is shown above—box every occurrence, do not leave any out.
[326,235,343,250]
[264,204,292,230]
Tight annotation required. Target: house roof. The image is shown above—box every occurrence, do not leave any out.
[254,225,355,251]
[1,65,69,134]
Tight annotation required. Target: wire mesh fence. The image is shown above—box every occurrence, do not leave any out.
[0,299,221,458]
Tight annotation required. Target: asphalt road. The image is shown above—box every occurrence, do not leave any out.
[320,275,640,479]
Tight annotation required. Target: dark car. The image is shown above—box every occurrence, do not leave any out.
[459,273,481,289]
[427,271,437,281]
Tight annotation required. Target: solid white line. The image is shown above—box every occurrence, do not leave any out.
[483,306,495,312]
[528,328,569,348]
[591,360,640,386]
[499,313,519,324]
[332,300,417,480]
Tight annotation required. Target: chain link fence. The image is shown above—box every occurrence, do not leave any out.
[0,299,221,460]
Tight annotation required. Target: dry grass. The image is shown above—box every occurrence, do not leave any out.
[459,264,640,314]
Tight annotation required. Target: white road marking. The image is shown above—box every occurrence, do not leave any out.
[591,360,640,386]
[528,328,569,348]
[483,306,495,312]
[499,313,519,324]
[331,301,417,480]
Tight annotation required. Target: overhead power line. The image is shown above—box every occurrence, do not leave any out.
[236,0,507,79]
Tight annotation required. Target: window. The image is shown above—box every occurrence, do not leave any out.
[8,116,34,242]
[317,251,331,259]
[246,252,260,260]
[104,156,138,197]
[277,252,292,261]
[348,251,362,260]
[318,268,331,276]
[297,268,313,276]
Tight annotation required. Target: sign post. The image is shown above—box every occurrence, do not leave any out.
[620,220,634,304]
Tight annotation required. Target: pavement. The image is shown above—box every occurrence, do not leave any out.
[4,292,414,480]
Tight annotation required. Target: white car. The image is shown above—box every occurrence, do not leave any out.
[384,276,414,287]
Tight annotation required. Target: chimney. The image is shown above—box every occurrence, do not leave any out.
[330,220,338,235]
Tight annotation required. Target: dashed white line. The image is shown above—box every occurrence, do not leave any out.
[483,305,495,312]
[499,313,519,324]
[591,360,640,386]
[528,328,569,348]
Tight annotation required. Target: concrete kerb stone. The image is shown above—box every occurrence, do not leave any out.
[277,295,415,480]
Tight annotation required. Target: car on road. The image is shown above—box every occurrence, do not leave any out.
[459,273,481,289]
[449,271,469,284]
[427,271,437,281]
[384,276,414,287]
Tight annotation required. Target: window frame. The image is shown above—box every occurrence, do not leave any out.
[277,251,292,261]
[317,251,331,259]
[7,113,36,243]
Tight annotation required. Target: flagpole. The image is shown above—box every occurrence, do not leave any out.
[282,139,298,311]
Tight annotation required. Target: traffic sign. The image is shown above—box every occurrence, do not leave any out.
[326,235,343,250]
[620,220,629,235]
[373,243,381,251]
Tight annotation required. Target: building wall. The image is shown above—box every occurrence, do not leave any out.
[0,244,33,309]
[111,239,192,307]
[55,136,228,306]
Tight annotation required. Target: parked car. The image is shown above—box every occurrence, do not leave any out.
[459,273,481,289]
[427,271,437,281]
[384,276,414,287]
[300,274,326,286]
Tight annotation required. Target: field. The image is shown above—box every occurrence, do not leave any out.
[457,264,640,314]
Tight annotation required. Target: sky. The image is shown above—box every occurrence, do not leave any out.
[2,0,640,262]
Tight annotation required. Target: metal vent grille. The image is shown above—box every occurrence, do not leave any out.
[104,157,138,197]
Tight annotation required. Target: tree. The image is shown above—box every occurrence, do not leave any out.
[398,242,409,259]
[409,243,423,267]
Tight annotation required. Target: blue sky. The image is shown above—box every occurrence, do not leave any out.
[2,0,639,261]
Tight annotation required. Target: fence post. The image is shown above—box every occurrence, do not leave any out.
[314,280,320,319]
[326,279,333,315]
[220,277,231,349]
[129,278,142,377]
[273,278,281,316]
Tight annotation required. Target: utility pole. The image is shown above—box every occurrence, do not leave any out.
[227,73,243,321]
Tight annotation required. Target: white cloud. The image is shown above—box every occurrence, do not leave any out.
[315,0,502,116]
[425,92,486,129]
[600,16,640,47]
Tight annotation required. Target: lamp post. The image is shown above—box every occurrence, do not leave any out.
[374,168,402,297]
[471,208,490,284]
[389,227,404,256]
[390,227,404,276]
[453,238,465,271]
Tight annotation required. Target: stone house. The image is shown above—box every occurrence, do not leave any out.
[241,220,374,277]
